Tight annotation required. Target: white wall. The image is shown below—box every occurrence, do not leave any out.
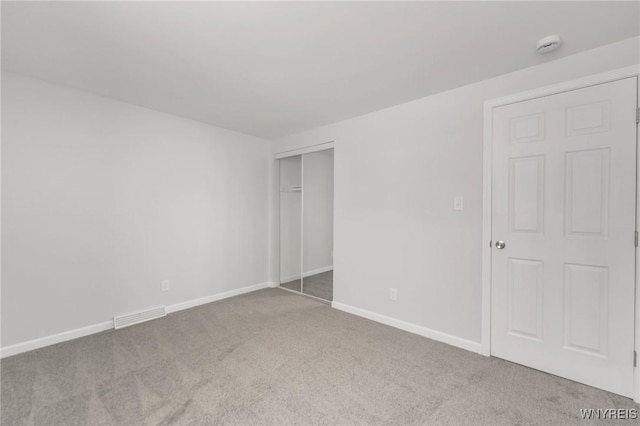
[1,72,272,347]
[303,150,334,274]
[273,36,640,345]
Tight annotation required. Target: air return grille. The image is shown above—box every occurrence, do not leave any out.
[114,306,166,329]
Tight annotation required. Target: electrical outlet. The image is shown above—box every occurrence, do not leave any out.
[161,280,170,292]
[389,288,397,301]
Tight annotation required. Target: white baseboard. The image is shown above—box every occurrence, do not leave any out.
[280,265,333,284]
[0,321,114,359]
[331,301,482,354]
[1,281,272,359]
[165,281,271,313]
[304,265,333,277]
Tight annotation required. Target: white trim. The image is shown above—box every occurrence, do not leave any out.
[301,154,305,293]
[272,159,281,285]
[481,97,493,357]
[165,281,271,314]
[484,65,640,109]
[635,76,640,404]
[279,265,333,284]
[482,65,640,401]
[304,265,333,277]
[267,149,275,290]
[332,301,482,354]
[273,141,334,159]
[0,320,113,359]
[0,281,272,358]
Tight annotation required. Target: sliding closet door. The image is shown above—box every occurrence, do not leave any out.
[279,155,302,292]
[302,149,334,301]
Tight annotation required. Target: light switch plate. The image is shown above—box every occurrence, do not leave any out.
[389,288,397,301]
[454,196,464,210]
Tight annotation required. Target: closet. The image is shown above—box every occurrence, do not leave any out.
[278,149,334,301]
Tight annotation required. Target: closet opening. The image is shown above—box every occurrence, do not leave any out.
[275,148,334,302]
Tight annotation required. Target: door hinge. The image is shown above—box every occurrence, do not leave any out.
[637,107,639,124]
[635,231,638,247]
[634,351,637,367]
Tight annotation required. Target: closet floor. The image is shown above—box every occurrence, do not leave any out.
[280,270,333,301]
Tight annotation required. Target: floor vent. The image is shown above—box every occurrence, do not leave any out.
[114,306,166,329]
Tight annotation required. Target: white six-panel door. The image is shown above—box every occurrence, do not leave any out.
[491,77,637,397]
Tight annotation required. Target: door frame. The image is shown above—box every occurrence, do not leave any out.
[481,65,640,402]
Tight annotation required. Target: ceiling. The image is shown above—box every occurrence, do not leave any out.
[2,1,639,139]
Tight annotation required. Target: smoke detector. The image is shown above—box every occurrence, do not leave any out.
[536,35,561,54]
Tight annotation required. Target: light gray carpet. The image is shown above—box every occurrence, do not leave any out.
[280,270,333,301]
[1,288,637,425]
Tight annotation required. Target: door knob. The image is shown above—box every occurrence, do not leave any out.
[495,241,506,249]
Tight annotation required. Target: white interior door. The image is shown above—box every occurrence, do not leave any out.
[491,77,638,397]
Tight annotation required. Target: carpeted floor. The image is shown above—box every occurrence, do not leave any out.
[280,270,333,301]
[1,288,637,425]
